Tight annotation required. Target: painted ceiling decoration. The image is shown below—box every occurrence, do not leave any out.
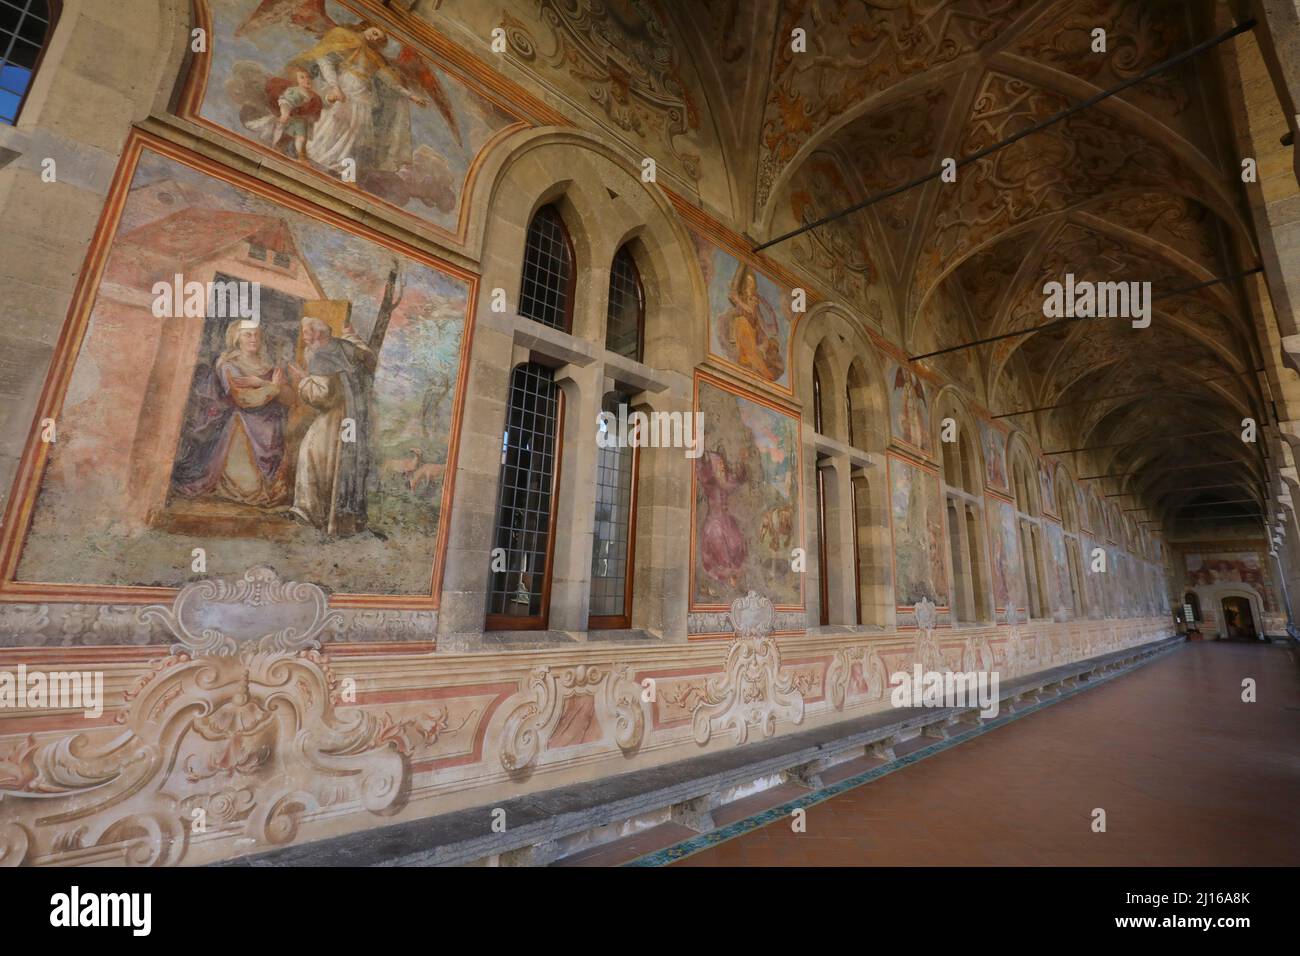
[416,0,1267,534]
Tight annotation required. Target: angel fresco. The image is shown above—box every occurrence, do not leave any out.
[718,264,785,382]
[227,0,463,210]
[889,362,929,451]
[692,233,792,388]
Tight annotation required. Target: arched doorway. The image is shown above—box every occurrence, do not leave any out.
[1220,596,1258,641]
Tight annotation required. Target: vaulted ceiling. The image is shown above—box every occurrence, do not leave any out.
[424,0,1274,538]
[671,0,1270,538]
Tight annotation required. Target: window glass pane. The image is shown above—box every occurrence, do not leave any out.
[0,85,19,123]
[589,393,635,620]
[488,363,560,619]
[0,0,53,126]
[812,366,823,434]
[0,62,29,94]
[5,36,38,69]
[519,205,573,331]
[605,247,642,361]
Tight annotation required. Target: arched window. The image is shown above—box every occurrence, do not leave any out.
[1010,445,1049,620]
[605,245,643,361]
[1057,473,1087,617]
[519,204,575,332]
[844,360,873,625]
[816,456,832,626]
[0,0,58,125]
[487,363,563,630]
[937,399,988,623]
[812,363,825,435]
[810,343,845,626]
[589,392,638,629]
[845,360,868,452]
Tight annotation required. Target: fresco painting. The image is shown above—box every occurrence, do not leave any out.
[692,232,792,388]
[1185,552,1274,611]
[889,456,949,607]
[981,420,1007,489]
[1045,521,1070,614]
[888,361,930,452]
[12,144,471,596]
[693,378,801,607]
[988,496,1023,610]
[188,0,519,234]
[1038,461,1057,514]
[1081,534,1102,616]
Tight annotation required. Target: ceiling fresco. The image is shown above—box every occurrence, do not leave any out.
[419,0,1269,533]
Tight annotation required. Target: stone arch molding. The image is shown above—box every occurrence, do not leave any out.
[931,383,986,477]
[439,125,706,640]
[791,303,889,447]
[467,126,707,372]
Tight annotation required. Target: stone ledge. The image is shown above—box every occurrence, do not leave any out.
[216,633,1182,868]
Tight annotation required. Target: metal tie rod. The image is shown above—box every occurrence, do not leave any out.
[910,267,1262,363]
[1106,482,1254,498]
[753,18,1257,253]
[1044,426,1244,456]
[992,368,1261,419]
[1080,460,1253,480]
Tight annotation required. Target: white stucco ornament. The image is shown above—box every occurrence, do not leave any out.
[691,591,805,746]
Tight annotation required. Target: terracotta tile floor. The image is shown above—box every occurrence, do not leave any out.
[561,642,1300,866]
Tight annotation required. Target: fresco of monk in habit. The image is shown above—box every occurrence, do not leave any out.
[171,321,294,508]
[287,314,378,536]
[229,1,462,204]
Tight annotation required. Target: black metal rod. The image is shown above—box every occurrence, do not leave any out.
[1144,520,1263,528]
[1080,460,1252,480]
[1163,498,1262,508]
[993,368,1260,419]
[753,18,1257,253]
[1173,503,1264,511]
[910,267,1263,363]
[1119,482,1259,498]
[1150,265,1263,303]
[1044,426,1241,456]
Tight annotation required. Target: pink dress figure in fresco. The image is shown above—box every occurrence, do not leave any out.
[698,446,750,589]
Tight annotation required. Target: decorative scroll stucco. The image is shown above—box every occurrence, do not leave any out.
[0,568,430,866]
[499,662,645,772]
[691,591,805,745]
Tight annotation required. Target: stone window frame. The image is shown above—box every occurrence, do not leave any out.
[436,131,700,649]
[933,388,991,626]
[1008,435,1053,621]
[795,307,890,632]
[1055,466,1090,619]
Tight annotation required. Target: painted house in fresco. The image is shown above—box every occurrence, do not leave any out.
[55,202,328,534]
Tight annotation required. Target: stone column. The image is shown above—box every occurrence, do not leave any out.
[548,361,604,634]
